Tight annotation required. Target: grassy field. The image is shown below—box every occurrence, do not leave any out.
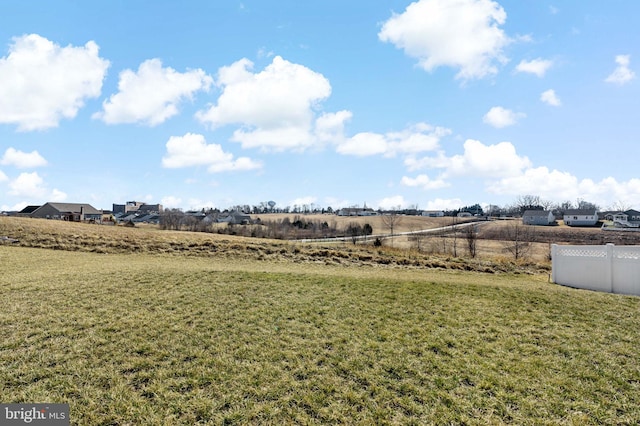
[1,218,640,424]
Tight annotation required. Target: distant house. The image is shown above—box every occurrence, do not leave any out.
[522,210,556,226]
[218,211,252,225]
[606,209,640,228]
[457,212,473,218]
[16,205,41,217]
[133,214,160,224]
[563,209,599,227]
[31,202,102,222]
[113,201,163,215]
[337,207,376,216]
[421,210,444,217]
[137,204,164,214]
[120,213,138,223]
[625,209,640,223]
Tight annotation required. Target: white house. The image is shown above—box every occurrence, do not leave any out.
[421,210,445,217]
[563,209,599,227]
[337,207,376,216]
[522,210,555,226]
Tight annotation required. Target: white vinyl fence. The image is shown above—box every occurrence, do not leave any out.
[551,244,640,296]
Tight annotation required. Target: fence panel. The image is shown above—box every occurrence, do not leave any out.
[611,246,640,295]
[552,244,640,296]
[552,245,611,293]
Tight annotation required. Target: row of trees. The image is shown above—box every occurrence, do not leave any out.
[408,221,537,261]
[504,195,601,216]
[159,209,377,241]
[176,194,616,221]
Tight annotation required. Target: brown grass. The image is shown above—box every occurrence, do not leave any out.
[251,213,470,235]
[0,216,547,274]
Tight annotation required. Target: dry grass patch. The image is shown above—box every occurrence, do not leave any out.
[251,213,463,236]
[1,246,640,424]
[0,217,548,274]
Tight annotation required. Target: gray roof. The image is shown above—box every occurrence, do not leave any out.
[564,209,597,216]
[37,202,101,215]
[19,205,41,214]
[523,210,551,217]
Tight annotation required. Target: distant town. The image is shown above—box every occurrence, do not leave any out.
[2,197,639,232]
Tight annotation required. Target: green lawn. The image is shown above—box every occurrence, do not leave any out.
[1,246,639,425]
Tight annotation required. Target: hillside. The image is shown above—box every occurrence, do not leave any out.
[1,220,640,424]
[0,216,548,274]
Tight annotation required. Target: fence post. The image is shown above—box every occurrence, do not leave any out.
[551,244,558,283]
[606,243,614,293]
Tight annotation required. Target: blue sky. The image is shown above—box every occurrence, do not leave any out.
[1,0,639,212]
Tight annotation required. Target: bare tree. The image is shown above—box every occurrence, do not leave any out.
[515,194,542,214]
[160,208,184,230]
[466,224,478,258]
[609,200,631,212]
[381,209,402,247]
[451,216,459,257]
[502,222,536,260]
[346,222,362,245]
[557,200,574,211]
[409,228,426,251]
[539,199,555,212]
[576,198,600,211]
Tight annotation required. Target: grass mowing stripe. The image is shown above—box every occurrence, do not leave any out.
[1,246,639,424]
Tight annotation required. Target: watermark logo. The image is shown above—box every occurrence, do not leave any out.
[1,404,69,425]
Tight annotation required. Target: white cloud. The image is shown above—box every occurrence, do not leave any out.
[197,56,344,151]
[515,58,553,77]
[378,0,510,80]
[424,198,464,211]
[8,172,45,197]
[289,196,318,207]
[401,174,449,190]
[448,140,531,177]
[540,89,561,106]
[336,123,450,157]
[1,148,48,168]
[489,166,578,199]
[94,59,212,126]
[323,197,351,209]
[408,139,531,178]
[50,188,67,202]
[7,171,65,201]
[483,106,525,128]
[315,110,352,143]
[161,196,183,209]
[377,195,407,210]
[186,198,216,210]
[0,169,8,182]
[0,34,109,131]
[337,132,388,157]
[488,167,640,207]
[162,133,262,173]
[2,202,28,212]
[605,54,635,85]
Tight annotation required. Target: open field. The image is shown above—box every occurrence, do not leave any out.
[247,214,640,262]
[0,217,548,273]
[1,217,640,424]
[2,247,640,424]
[251,213,461,236]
